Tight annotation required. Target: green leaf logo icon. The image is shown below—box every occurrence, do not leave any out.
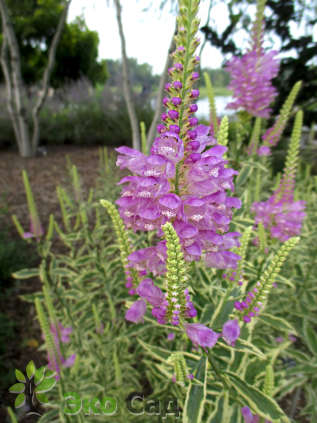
[14,393,26,409]
[35,377,57,394]
[15,369,26,383]
[26,360,36,379]
[9,383,25,394]
[9,361,57,410]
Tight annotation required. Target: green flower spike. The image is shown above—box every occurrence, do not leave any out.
[217,116,229,148]
[100,200,139,287]
[168,352,190,386]
[276,110,303,201]
[35,298,60,381]
[162,222,189,324]
[234,226,252,285]
[248,116,262,156]
[203,71,218,135]
[263,81,302,150]
[237,237,299,323]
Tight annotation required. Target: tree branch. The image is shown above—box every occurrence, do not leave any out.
[31,0,72,150]
[114,0,141,151]
[0,0,31,156]
[0,32,21,148]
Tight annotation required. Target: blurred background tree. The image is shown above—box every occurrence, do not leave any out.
[200,0,317,125]
[0,0,108,87]
[107,57,159,99]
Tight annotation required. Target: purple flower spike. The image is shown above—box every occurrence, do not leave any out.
[185,323,220,348]
[222,319,240,346]
[168,110,179,120]
[257,146,271,156]
[174,63,183,71]
[165,82,171,91]
[190,89,200,98]
[161,113,168,121]
[157,124,165,133]
[189,104,198,113]
[188,130,197,140]
[169,124,180,134]
[189,117,198,126]
[191,72,199,80]
[187,140,200,151]
[173,80,182,90]
[172,97,182,106]
[125,300,147,323]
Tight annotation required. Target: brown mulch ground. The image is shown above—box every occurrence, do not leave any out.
[0,145,102,233]
[0,145,105,422]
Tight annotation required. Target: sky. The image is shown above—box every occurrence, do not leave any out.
[68,0,317,74]
[68,0,233,75]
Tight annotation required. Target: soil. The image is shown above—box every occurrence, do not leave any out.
[0,145,103,234]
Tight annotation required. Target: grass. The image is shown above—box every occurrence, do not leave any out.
[199,85,232,98]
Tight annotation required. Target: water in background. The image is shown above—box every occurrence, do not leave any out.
[196,96,234,119]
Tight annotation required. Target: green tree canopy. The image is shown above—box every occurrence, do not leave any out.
[0,0,108,86]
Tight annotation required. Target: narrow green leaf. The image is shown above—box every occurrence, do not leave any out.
[12,268,39,279]
[259,313,297,334]
[226,371,286,420]
[38,409,59,422]
[7,406,18,423]
[183,357,208,423]
[303,319,317,356]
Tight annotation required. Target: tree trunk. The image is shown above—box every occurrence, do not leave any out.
[114,0,141,151]
[31,0,71,152]
[0,0,32,156]
[146,23,177,150]
[0,0,71,157]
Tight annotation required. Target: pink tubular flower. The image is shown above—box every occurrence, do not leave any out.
[222,319,240,346]
[136,278,165,307]
[241,406,272,423]
[252,196,306,242]
[225,0,279,118]
[125,299,147,323]
[226,50,279,118]
[47,323,76,379]
[23,218,44,240]
[185,323,220,348]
